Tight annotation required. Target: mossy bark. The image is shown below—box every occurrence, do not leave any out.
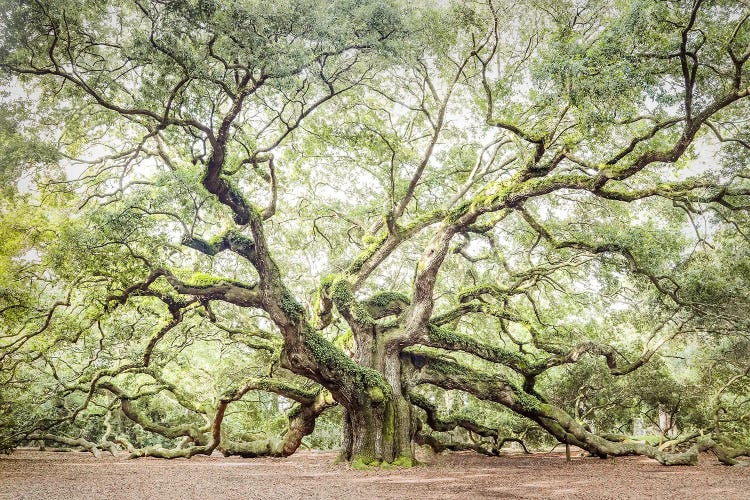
[342,403,387,464]
[383,352,416,462]
[343,400,414,466]
[341,346,415,465]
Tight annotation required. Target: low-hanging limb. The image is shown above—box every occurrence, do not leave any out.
[405,348,750,466]
[110,374,336,459]
[26,433,104,458]
[424,312,683,385]
[414,428,530,457]
[127,400,226,459]
[21,407,123,457]
[409,390,529,455]
[99,382,210,447]
[220,387,337,458]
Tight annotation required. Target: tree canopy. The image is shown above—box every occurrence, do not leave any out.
[1,0,749,467]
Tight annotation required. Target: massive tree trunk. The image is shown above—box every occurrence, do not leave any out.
[341,391,414,466]
[384,353,417,463]
[341,399,390,465]
[340,338,415,466]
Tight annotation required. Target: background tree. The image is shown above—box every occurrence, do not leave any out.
[1,0,749,467]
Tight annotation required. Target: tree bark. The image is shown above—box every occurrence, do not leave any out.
[340,343,415,466]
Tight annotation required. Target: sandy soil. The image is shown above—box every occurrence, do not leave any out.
[1,449,748,499]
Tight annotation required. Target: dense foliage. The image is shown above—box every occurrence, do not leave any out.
[1,0,749,467]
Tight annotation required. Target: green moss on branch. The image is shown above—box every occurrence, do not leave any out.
[425,324,530,374]
[303,329,390,398]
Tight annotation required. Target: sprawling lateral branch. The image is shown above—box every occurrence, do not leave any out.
[405,349,749,466]
[409,390,530,456]
[120,378,336,459]
[2,0,750,467]
[25,367,337,459]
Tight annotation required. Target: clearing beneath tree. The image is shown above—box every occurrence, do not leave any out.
[1,449,748,499]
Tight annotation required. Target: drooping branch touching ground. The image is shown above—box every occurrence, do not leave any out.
[406,349,750,466]
[221,389,337,458]
[99,382,209,446]
[409,391,529,456]
[102,375,337,459]
[27,433,104,458]
[414,427,529,457]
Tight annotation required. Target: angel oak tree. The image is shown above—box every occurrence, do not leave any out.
[1,0,750,467]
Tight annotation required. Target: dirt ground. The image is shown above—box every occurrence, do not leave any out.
[1,448,748,499]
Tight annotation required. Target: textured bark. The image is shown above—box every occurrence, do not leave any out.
[340,340,415,465]
[342,403,386,464]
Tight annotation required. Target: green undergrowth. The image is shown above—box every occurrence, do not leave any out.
[351,455,419,470]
